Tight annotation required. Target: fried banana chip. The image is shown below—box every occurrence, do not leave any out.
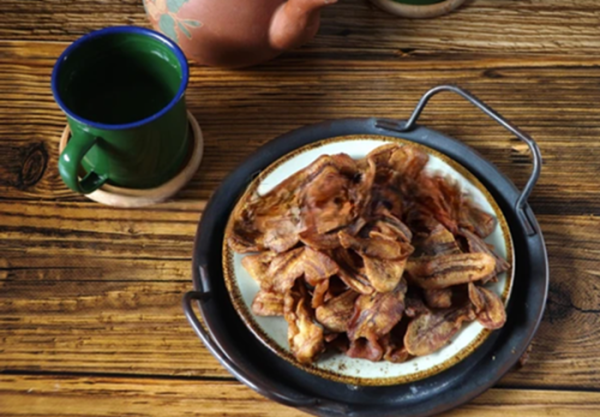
[404,305,476,356]
[406,253,496,290]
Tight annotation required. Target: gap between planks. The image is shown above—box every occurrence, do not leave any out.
[3,369,600,395]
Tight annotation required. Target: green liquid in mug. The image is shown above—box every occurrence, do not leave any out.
[60,36,181,125]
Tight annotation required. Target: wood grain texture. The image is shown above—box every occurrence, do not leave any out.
[0,200,201,258]
[1,376,600,417]
[2,0,600,56]
[2,0,600,414]
[1,39,600,211]
[0,280,219,377]
[1,200,599,387]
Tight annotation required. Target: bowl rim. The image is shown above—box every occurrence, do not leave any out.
[370,0,468,18]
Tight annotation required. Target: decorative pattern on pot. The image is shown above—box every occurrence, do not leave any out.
[144,0,202,44]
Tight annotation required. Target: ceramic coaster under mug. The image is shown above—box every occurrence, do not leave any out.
[58,111,203,208]
[370,0,467,18]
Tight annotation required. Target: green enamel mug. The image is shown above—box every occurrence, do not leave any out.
[52,26,190,194]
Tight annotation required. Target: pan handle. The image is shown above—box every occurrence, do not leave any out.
[377,84,541,236]
[182,266,318,409]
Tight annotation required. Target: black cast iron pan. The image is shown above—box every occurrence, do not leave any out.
[183,85,549,417]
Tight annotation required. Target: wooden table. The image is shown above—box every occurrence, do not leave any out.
[1,1,600,415]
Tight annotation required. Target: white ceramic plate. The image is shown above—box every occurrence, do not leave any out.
[223,135,514,386]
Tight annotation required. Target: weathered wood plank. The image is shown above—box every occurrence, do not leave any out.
[0,201,201,259]
[1,0,600,58]
[0,280,221,377]
[1,41,600,213]
[1,376,599,417]
[0,256,191,282]
[1,205,599,387]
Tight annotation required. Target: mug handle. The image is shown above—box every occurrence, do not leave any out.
[58,131,108,194]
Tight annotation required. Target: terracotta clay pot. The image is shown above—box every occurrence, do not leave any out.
[143,0,337,68]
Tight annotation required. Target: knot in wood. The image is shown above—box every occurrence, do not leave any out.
[19,142,47,189]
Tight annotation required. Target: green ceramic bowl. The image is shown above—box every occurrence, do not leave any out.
[370,0,466,18]
[391,0,447,4]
